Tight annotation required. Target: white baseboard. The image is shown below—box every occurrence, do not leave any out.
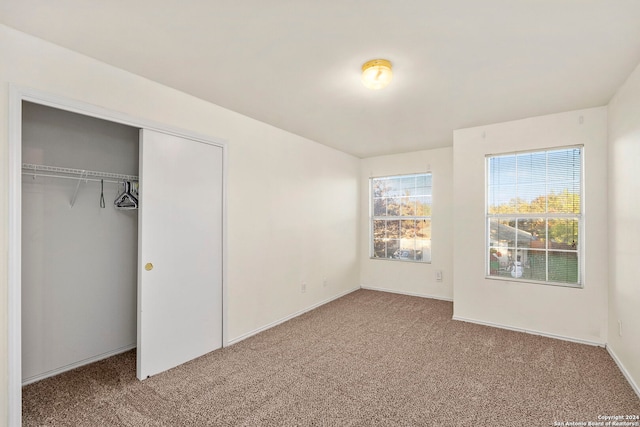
[22,343,136,386]
[227,287,360,346]
[452,315,605,347]
[606,344,640,400]
[360,285,453,302]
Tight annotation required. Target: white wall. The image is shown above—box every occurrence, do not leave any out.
[21,103,139,383]
[0,24,360,423]
[607,62,640,394]
[452,107,609,344]
[226,128,360,341]
[359,147,453,300]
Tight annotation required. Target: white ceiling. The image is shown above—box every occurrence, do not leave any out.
[2,1,640,158]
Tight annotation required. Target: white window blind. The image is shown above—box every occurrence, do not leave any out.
[371,173,432,263]
[486,147,582,286]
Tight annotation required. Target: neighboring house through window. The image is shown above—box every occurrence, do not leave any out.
[371,173,432,263]
[486,147,583,287]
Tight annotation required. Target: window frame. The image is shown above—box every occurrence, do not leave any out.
[369,172,432,263]
[485,146,584,288]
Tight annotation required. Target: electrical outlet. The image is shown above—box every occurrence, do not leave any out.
[619,320,623,337]
[435,270,443,282]
[301,282,307,293]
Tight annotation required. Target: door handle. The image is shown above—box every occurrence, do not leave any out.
[145,263,154,271]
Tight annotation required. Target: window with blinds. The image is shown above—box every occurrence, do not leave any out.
[371,173,432,263]
[486,147,582,286]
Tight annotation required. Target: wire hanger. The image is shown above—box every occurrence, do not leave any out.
[100,179,106,208]
[114,181,138,210]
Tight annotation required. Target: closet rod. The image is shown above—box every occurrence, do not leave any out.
[22,163,138,182]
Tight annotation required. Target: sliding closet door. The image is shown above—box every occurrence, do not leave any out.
[137,129,223,379]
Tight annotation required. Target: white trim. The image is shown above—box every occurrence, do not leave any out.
[227,287,360,346]
[360,285,453,302]
[452,315,605,347]
[12,85,226,147]
[8,84,24,427]
[221,132,229,348]
[22,344,136,386]
[8,84,229,426]
[606,345,640,400]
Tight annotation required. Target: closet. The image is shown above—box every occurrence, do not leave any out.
[21,100,223,385]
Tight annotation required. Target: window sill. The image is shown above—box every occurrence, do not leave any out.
[484,275,582,289]
[370,257,431,264]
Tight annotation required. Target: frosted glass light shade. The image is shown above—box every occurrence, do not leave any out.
[361,59,393,90]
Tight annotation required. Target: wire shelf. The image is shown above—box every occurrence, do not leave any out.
[22,163,139,208]
[22,163,138,182]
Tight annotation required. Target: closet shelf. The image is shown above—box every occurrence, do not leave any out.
[23,163,139,208]
[22,163,138,182]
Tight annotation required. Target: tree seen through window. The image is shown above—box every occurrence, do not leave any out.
[371,173,432,262]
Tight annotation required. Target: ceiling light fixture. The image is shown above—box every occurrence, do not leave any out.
[361,59,393,90]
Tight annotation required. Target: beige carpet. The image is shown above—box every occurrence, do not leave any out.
[23,289,640,426]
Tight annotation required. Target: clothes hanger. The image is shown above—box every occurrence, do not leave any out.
[100,179,106,208]
[114,181,138,210]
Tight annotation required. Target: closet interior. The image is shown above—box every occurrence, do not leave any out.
[21,101,140,384]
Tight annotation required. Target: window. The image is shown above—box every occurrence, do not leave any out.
[486,147,582,287]
[371,173,432,262]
